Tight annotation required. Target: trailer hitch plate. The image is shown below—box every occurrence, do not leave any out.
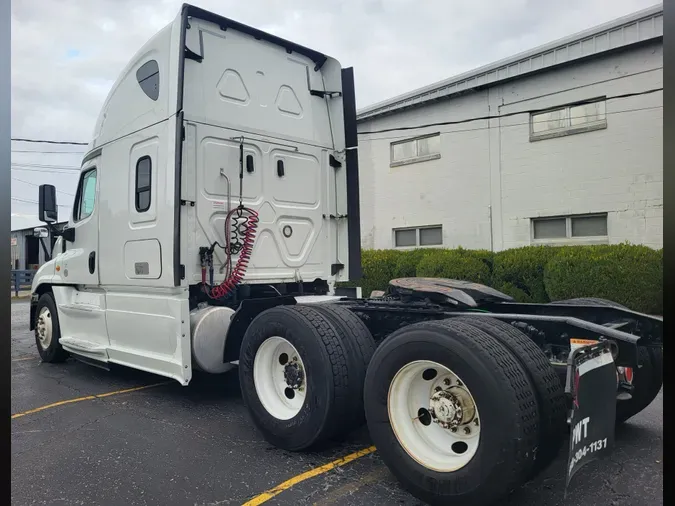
[565,341,616,491]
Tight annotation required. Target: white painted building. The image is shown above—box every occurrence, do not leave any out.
[356,4,663,252]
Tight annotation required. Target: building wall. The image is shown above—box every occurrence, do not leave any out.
[358,90,493,250]
[10,223,65,270]
[357,40,663,251]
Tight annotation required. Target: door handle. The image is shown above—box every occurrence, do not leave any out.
[88,251,96,274]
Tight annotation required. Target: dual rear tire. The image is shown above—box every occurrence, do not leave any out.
[239,306,565,506]
[238,304,375,451]
[364,318,563,506]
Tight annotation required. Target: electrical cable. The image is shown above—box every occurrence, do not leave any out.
[12,138,88,145]
[12,197,71,208]
[11,167,82,175]
[12,177,75,197]
[356,87,663,136]
[358,105,663,142]
[202,137,259,300]
[11,162,80,170]
[12,149,86,154]
[10,88,662,146]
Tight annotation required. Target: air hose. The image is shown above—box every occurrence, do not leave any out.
[204,137,259,300]
[209,206,259,299]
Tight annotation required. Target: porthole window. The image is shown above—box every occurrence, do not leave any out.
[136,60,160,101]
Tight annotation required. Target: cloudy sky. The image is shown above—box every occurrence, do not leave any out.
[11,0,660,230]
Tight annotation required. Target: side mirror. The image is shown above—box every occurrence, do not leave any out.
[38,184,58,223]
[61,226,76,243]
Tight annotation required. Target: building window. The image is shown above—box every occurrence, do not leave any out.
[136,60,160,101]
[74,168,97,222]
[532,214,608,243]
[390,133,441,167]
[394,225,443,248]
[135,156,152,212]
[530,99,606,141]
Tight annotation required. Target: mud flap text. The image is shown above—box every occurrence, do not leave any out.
[565,342,617,490]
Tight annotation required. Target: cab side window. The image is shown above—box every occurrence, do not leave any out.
[74,168,97,222]
[135,156,152,212]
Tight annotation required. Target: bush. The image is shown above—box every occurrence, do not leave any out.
[344,244,661,314]
[356,249,404,296]
[393,248,445,278]
[416,248,492,285]
[543,244,663,314]
[492,246,559,303]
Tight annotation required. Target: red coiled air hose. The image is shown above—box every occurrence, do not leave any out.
[209,206,259,299]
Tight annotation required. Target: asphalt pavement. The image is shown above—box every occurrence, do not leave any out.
[11,301,663,506]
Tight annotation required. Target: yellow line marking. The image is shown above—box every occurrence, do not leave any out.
[242,446,377,506]
[11,381,171,419]
[12,356,36,362]
[313,466,389,506]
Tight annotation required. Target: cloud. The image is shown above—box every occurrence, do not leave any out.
[11,0,659,230]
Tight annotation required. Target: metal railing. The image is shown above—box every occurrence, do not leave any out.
[11,270,35,297]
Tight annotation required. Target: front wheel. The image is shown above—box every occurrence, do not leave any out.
[34,293,69,363]
[364,319,540,506]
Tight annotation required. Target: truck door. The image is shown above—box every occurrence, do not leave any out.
[61,166,100,285]
[52,160,111,361]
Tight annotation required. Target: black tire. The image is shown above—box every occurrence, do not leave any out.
[616,345,662,423]
[304,303,376,432]
[450,316,567,480]
[34,292,69,363]
[364,318,539,506]
[239,305,355,451]
[552,297,662,423]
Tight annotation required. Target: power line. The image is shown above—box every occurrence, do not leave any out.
[358,105,663,142]
[11,162,80,170]
[11,167,81,175]
[357,87,663,135]
[9,87,662,149]
[12,138,88,146]
[12,149,85,154]
[12,197,72,208]
[12,177,75,197]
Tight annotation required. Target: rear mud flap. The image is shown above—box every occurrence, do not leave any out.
[564,341,617,492]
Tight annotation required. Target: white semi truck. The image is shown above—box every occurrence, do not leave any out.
[30,5,663,506]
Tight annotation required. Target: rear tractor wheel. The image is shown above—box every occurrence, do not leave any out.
[238,304,370,451]
[364,318,540,506]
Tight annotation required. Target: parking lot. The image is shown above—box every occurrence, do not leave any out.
[11,300,663,506]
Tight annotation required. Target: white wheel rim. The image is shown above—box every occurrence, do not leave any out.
[253,336,307,420]
[36,307,53,349]
[388,360,481,472]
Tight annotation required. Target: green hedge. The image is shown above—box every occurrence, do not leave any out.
[491,246,559,303]
[357,249,404,296]
[341,244,661,313]
[544,244,663,314]
[416,248,492,285]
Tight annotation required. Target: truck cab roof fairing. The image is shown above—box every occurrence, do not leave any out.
[85,4,331,159]
[179,4,328,71]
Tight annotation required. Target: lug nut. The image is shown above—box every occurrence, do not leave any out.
[474,418,479,426]
[451,427,457,433]
[464,427,471,434]
[434,386,442,392]
[443,378,451,386]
